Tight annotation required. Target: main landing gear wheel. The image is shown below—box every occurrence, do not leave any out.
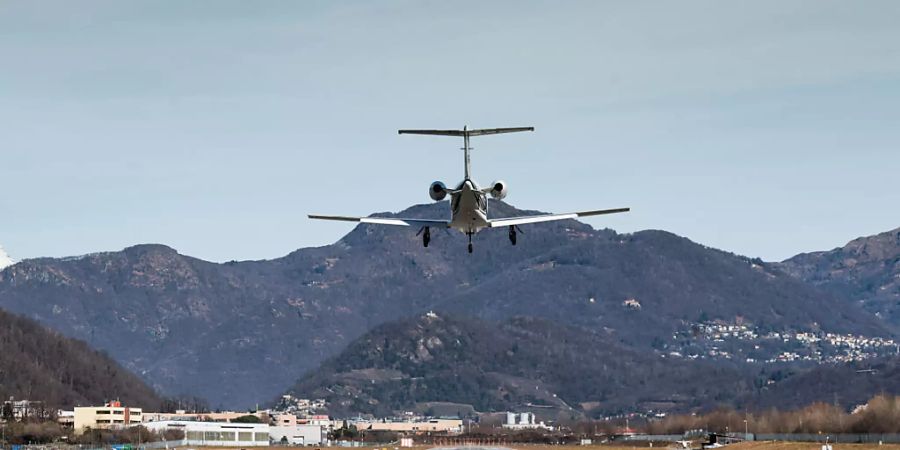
[417,226,431,248]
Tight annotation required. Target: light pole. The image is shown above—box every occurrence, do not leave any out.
[743,419,748,439]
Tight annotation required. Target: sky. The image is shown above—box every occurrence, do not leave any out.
[1,1,899,263]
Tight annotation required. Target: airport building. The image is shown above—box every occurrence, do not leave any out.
[269,424,325,445]
[352,418,463,434]
[74,402,142,434]
[143,420,270,447]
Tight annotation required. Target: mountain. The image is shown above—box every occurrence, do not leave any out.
[0,201,891,408]
[778,227,900,327]
[0,308,162,408]
[0,245,14,270]
[287,313,752,418]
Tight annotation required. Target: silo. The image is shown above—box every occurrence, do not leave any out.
[520,412,531,425]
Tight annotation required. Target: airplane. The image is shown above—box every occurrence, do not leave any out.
[309,126,629,253]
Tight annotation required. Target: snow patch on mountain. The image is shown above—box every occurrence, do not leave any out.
[0,245,15,270]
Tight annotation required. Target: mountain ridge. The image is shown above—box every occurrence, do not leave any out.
[0,201,894,408]
[778,227,900,326]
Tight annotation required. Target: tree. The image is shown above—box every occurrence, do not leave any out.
[1,403,13,423]
[233,415,261,424]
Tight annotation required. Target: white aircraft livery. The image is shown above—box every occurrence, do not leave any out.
[309,126,629,253]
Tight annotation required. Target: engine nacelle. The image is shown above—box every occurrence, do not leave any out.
[429,181,447,201]
[490,180,508,200]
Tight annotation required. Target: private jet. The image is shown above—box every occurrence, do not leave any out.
[309,126,629,253]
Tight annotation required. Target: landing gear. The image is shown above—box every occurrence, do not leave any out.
[417,226,431,248]
[467,232,474,254]
[508,225,517,246]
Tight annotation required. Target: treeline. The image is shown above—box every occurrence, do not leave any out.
[0,309,162,409]
[0,423,183,445]
[645,394,900,434]
[159,395,210,413]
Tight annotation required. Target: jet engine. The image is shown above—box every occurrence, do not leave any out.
[429,181,447,201]
[489,180,508,200]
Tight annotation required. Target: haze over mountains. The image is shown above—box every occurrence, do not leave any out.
[0,201,897,412]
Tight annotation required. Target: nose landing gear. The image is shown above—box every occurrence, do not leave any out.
[467,231,474,254]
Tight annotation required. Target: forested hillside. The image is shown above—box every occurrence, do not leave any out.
[288,313,754,417]
[0,308,161,409]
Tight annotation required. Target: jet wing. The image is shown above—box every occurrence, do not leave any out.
[309,214,451,228]
[488,207,629,228]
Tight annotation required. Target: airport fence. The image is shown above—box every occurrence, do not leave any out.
[755,433,900,443]
[29,440,190,450]
[622,432,900,444]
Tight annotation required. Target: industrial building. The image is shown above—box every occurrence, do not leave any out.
[269,424,325,445]
[143,420,270,447]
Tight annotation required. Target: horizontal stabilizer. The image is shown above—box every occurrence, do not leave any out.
[398,127,534,137]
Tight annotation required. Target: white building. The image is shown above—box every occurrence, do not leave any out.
[3,399,46,421]
[269,425,325,445]
[143,420,270,447]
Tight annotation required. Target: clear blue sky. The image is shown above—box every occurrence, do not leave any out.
[2,1,898,263]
